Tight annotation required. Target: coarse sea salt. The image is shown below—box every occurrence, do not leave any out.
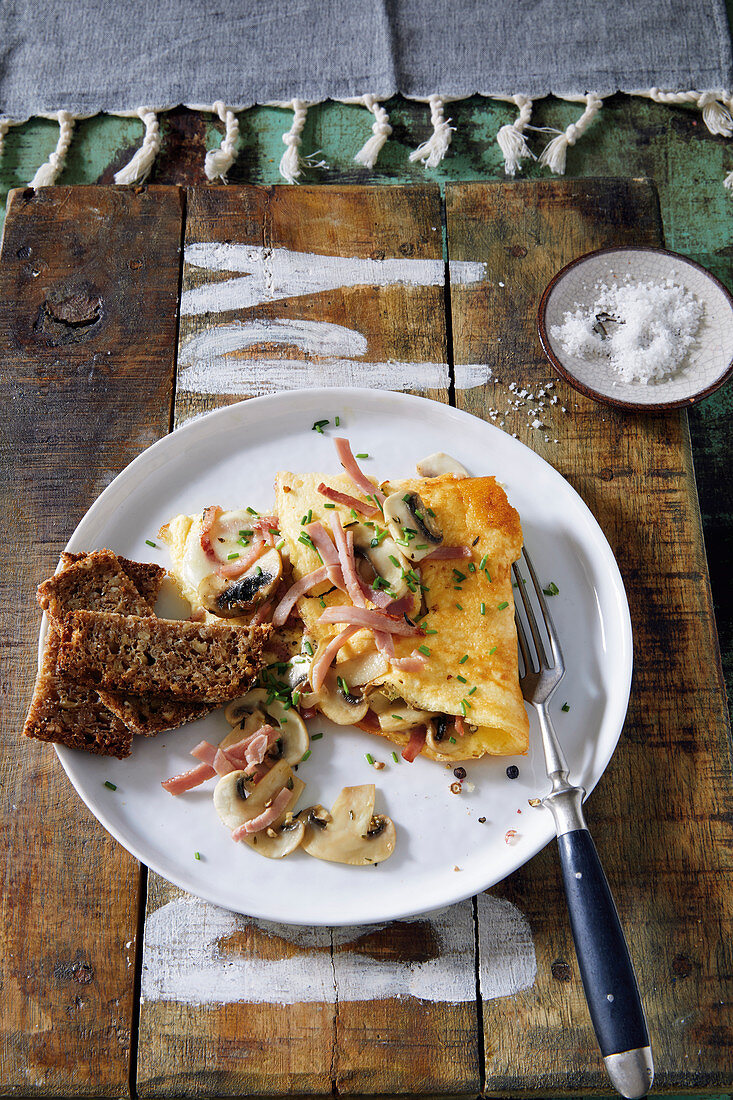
[551,277,703,384]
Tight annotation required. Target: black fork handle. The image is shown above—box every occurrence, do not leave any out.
[556,826,653,1098]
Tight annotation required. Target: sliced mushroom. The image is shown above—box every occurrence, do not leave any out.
[333,647,390,688]
[302,785,396,865]
[199,547,282,617]
[214,760,306,859]
[415,451,470,478]
[222,688,309,765]
[350,524,411,601]
[318,667,369,724]
[382,491,442,563]
[425,715,468,757]
[368,691,435,732]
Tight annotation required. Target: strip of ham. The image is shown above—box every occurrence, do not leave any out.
[356,575,393,608]
[423,545,472,561]
[330,513,367,608]
[191,739,240,776]
[251,598,274,625]
[454,715,467,737]
[334,438,385,505]
[272,565,332,626]
[317,482,380,518]
[390,652,428,672]
[318,605,423,636]
[310,625,359,691]
[304,521,340,566]
[162,762,216,794]
[232,787,293,839]
[402,725,427,762]
[242,725,280,766]
[200,505,223,563]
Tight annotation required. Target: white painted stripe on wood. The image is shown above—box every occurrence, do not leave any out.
[177,318,494,395]
[181,244,486,315]
[140,894,536,1006]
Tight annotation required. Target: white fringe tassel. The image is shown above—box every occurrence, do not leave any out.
[29,110,75,187]
[646,88,733,136]
[409,95,454,168]
[0,117,12,159]
[353,95,392,168]
[538,94,603,174]
[496,95,535,177]
[205,101,239,182]
[279,99,308,184]
[113,108,160,184]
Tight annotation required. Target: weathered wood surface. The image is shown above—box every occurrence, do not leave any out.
[0,185,184,1096]
[446,178,733,1092]
[137,184,480,1098]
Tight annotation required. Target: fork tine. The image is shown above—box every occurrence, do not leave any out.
[522,547,565,669]
[512,561,550,669]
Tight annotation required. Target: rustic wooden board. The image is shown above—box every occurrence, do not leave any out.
[0,185,184,1096]
[446,179,733,1092]
[137,184,479,1098]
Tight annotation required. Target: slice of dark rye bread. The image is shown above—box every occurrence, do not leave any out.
[22,625,133,758]
[26,550,213,751]
[48,550,213,735]
[58,612,271,701]
[59,551,166,606]
[38,548,154,620]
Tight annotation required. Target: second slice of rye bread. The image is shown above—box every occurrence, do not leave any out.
[58,612,271,701]
[43,550,213,735]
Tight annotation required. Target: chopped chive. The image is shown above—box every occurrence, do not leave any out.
[365,753,374,765]
[269,528,280,536]
[304,640,314,656]
[543,581,560,596]
[335,415,340,426]
[468,562,476,573]
[350,507,358,520]
[455,603,463,610]
[415,543,429,550]
[402,493,411,503]
[418,644,431,656]
[337,675,349,695]
[424,628,438,634]
[468,686,477,695]
[312,419,329,433]
[145,539,157,548]
[479,554,489,570]
[453,569,467,582]
[292,691,301,707]
[246,506,259,515]
[323,502,336,509]
[104,781,117,791]
[485,570,492,582]
[459,654,469,664]
[356,453,369,459]
[276,539,285,550]
[391,751,399,763]
[457,674,467,683]
[194,851,201,860]
[561,702,570,712]
[238,537,250,547]
[301,749,312,762]
[449,736,457,744]
[227,552,240,560]
[460,700,467,716]
[389,554,400,567]
[426,507,436,517]
[311,732,323,741]
[391,714,404,721]
[480,602,486,615]
[319,597,326,608]
[488,645,497,655]
[498,601,508,610]
[301,514,308,525]
[255,565,263,576]
[239,528,253,537]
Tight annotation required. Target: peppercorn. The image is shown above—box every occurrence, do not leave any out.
[453,766,467,780]
[506,764,520,779]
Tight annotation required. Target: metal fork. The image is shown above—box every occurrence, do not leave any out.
[513,549,653,1100]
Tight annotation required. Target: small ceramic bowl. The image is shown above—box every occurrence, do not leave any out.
[537,246,733,410]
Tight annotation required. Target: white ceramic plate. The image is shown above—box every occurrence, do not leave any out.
[538,246,733,410]
[52,388,632,926]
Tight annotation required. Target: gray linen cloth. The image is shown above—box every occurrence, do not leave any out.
[1,0,731,118]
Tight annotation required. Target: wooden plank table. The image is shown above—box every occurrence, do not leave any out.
[1,180,731,1097]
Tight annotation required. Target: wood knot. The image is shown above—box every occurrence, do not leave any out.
[509,244,528,258]
[54,951,95,985]
[598,467,614,481]
[36,284,103,345]
[551,958,572,982]
[45,290,102,326]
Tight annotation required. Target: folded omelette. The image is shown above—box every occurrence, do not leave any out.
[275,470,529,761]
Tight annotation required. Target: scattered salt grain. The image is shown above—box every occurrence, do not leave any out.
[551,277,703,384]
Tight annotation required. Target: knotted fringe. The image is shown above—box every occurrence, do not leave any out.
[0,117,12,158]
[29,110,75,187]
[278,99,308,184]
[353,95,392,168]
[538,94,603,174]
[409,95,454,168]
[205,101,239,182]
[496,95,535,177]
[114,108,160,184]
[644,88,733,136]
